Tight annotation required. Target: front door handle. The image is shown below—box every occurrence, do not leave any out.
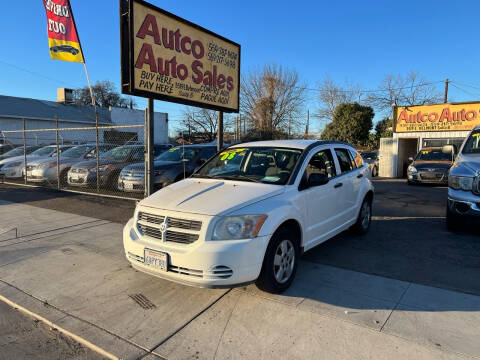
[357,173,363,179]
[334,183,343,189]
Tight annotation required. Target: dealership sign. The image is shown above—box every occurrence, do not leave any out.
[120,0,240,113]
[394,102,480,133]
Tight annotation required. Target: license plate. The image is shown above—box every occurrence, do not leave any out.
[70,173,80,180]
[27,171,33,177]
[125,182,134,190]
[144,249,168,271]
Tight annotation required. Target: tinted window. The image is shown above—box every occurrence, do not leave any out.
[335,148,354,173]
[462,131,480,154]
[198,147,217,162]
[305,149,336,180]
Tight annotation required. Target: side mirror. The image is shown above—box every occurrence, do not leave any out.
[307,173,329,188]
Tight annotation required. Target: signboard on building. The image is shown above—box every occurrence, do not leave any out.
[394,102,480,133]
[120,0,240,113]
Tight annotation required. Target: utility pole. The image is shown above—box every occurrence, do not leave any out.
[145,98,154,197]
[217,111,223,152]
[444,78,449,104]
[305,109,309,138]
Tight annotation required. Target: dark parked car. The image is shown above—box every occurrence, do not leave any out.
[118,144,217,192]
[361,151,379,177]
[407,147,455,185]
[50,45,80,55]
[68,144,168,189]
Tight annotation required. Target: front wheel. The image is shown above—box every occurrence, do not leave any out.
[352,196,372,235]
[256,228,299,294]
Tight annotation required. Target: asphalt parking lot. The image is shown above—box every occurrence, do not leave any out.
[0,180,479,359]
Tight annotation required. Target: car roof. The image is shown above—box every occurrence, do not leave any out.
[419,147,442,151]
[230,139,353,150]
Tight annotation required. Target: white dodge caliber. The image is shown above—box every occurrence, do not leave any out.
[123,140,374,293]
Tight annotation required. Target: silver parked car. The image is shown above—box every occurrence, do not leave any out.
[25,144,116,184]
[361,151,379,177]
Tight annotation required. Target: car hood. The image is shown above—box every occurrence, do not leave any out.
[0,154,46,166]
[452,153,480,175]
[72,158,129,169]
[412,161,452,169]
[124,160,181,172]
[139,178,285,216]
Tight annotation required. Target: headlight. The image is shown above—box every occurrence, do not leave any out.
[407,165,417,173]
[449,175,474,191]
[98,165,113,172]
[212,215,267,240]
[5,161,22,168]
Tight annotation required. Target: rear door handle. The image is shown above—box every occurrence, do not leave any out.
[357,173,363,179]
[334,183,343,189]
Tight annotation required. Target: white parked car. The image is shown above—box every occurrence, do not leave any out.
[123,140,374,293]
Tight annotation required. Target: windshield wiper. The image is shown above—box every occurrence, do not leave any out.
[216,174,262,183]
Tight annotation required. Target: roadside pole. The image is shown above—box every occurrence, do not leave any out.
[56,116,60,189]
[217,111,224,152]
[95,111,100,193]
[22,118,27,185]
[444,78,449,104]
[145,98,154,197]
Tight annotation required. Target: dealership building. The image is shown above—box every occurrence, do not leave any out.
[379,101,480,178]
[0,88,168,146]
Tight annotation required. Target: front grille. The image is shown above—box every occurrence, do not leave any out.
[26,165,35,171]
[137,211,202,244]
[70,168,87,174]
[474,176,480,195]
[138,212,202,230]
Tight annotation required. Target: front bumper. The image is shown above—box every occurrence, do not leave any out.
[24,168,52,183]
[448,188,480,217]
[118,175,144,193]
[408,171,448,184]
[2,167,23,179]
[123,218,270,287]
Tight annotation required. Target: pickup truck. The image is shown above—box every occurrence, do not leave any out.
[445,126,480,231]
[123,140,374,293]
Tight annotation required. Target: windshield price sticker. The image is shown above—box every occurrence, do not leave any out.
[220,148,245,160]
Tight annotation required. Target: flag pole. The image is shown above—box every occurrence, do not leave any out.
[83,62,96,107]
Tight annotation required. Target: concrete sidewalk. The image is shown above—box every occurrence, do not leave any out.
[0,200,478,359]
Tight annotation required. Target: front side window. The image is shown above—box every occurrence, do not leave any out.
[305,149,336,180]
[156,147,200,162]
[31,146,56,157]
[335,148,354,173]
[194,147,302,185]
[462,131,480,154]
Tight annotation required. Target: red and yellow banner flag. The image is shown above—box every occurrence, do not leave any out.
[43,0,84,63]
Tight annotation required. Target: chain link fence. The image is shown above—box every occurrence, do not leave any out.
[1,119,148,200]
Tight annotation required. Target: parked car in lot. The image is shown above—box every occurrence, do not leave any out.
[407,147,455,185]
[67,144,145,188]
[118,144,217,193]
[0,143,15,156]
[0,145,73,179]
[0,145,43,161]
[445,127,480,231]
[361,151,379,177]
[123,140,373,293]
[25,144,116,184]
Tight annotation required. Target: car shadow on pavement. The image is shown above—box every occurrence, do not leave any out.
[301,217,480,298]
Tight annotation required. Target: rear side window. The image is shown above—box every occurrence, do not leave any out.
[334,148,354,173]
[350,149,363,168]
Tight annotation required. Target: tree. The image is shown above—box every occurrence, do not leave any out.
[241,64,306,139]
[178,107,232,143]
[366,71,442,115]
[320,103,374,146]
[315,76,364,124]
[375,117,393,139]
[73,80,136,108]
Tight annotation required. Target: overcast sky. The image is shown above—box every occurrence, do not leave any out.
[1,0,479,134]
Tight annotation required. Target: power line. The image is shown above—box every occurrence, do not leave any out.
[450,83,480,98]
[452,81,480,92]
[300,80,445,94]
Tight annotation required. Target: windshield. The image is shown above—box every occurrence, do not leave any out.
[415,149,451,161]
[61,145,91,158]
[2,147,24,157]
[156,147,200,162]
[194,147,302,185]
[361,152,377,160]
[462,131,480,154]
[30,146,55,156]
[101,146,142,161]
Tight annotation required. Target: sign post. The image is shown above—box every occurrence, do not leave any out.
[217,111,223,152]
[145,98,155,197]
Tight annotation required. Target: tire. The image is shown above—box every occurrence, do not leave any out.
[372,166,378,177]
[407,180,413,186]
[256,227,300,294]
[446,205,463,232]
[351,196,372,235]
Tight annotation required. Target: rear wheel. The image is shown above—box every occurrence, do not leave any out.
[352,196,372,235]
[446,205,463,232]
[372,166,378,177]
[256,227,299,294]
